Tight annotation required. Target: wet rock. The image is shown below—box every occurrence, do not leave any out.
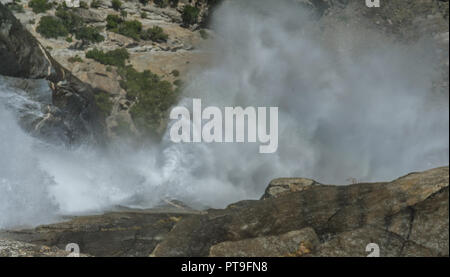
[0,3,105,144]
[1,167,447,257]
[152,167,449,257]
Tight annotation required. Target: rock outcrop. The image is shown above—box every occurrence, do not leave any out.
[1,2,105,144]
[0,239,88,257]
[1,167,448,257]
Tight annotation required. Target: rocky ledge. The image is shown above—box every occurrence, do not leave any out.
[1,166,448,257]
[1,2,105,144]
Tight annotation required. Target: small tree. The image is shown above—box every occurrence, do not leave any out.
[29,0,52,14]
[90,0,102,8]
[141,26,168,42]
[182,5,200,26]
[111,0,122,11]
[36,16,68,39]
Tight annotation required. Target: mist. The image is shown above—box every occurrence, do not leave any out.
[0,0,448,229]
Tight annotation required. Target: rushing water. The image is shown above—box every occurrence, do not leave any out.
[0,0,448,229]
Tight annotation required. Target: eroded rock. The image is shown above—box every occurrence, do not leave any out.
[209,228,320,257]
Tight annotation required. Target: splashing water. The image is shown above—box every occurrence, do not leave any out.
[0,0,448,229]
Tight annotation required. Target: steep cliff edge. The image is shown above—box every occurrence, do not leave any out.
[1,2,104,144]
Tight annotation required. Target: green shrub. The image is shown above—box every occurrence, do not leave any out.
[55,8,84,33]
[140,11,147,19]
[79,1,89,8]
[36,16,68,39]
[86,48,130,67]
[139,0,149,5]
[94,91,113,117]
[90,0,102,8]
[120,10,128,18]
[75,26,105,43]
[141,26,168,42]
[117,20,143,40]
[106,14,122,29]
[106,15,143,41]
[68,55,83,63]
[118,66,178,135]
[66,36,73,43]
[181,5,200,26]
[6,2,25,13]
[111,0,122,11]
[29,0,52,14]
[171,69,180,77]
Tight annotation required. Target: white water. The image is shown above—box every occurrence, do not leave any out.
[0,0,448,229]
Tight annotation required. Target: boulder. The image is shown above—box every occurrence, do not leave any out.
[1,167,448,257]
[209,228,320,257]
[151,167,449,257]
[260,178,320,200]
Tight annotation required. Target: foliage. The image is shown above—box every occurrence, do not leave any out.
[94,91,113,117]
[118,66,179,134]
[36,16,68,39]
[68,55,83,63]
[79,1,89,9]
[111,0,122,11]
[29,0,52,14]
[181,5,200,26]
[55,8,84,33]
[6,1,24,13]
[90,0,102,8]
[85,48,130,67]
[117,20,143,40]
[106,15,143,41]
[75,26,105,43]
[141,26,168,42]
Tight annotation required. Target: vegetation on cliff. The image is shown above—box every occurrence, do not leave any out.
[182,5,200,26]
[118,66,179,135]
[86,48,130,67]
[36,7,104,43]
[29,0,52,14]
[36,16,68,39]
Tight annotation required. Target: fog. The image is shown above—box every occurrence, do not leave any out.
[0,0,448,229]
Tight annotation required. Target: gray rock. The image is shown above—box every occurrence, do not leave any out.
[209,228,320,257]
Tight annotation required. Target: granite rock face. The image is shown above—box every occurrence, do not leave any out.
[0,3,104,144]
[209,228,320,257]
[0,239,89,257]
[1,167,447,257]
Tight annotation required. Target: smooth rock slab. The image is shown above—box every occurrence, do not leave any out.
[209,228,320,257]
